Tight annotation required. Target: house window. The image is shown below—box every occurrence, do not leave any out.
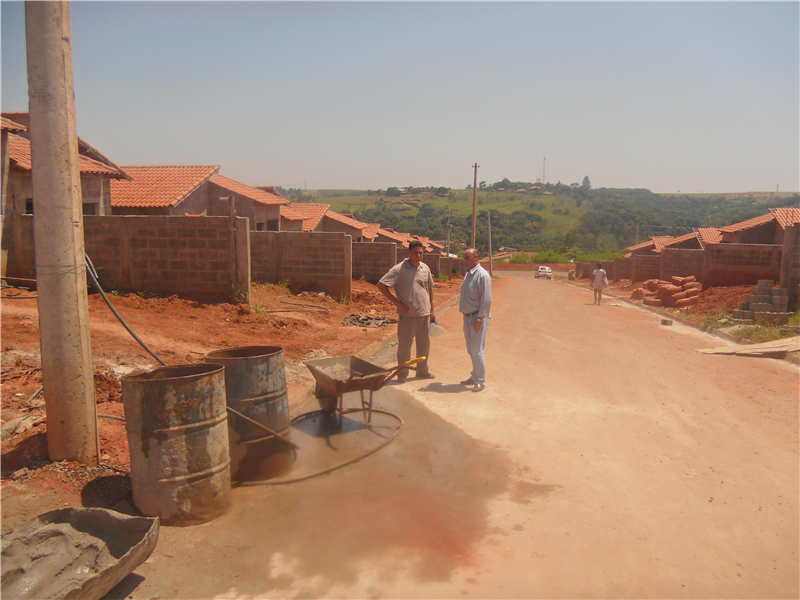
[83,203,97,215]
[266,220,279,231]
[256,222,265,231]
[25,198,34,215]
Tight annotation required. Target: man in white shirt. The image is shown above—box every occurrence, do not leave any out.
[377,241,436,381]
[458,248,492,392]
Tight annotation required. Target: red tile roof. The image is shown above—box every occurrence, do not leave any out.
[627,239,656,252]
[111,165,219,208]
[656,232,697,252]
[651,236,674,251]
[210,174,288,206]
[362,223,381,240]
[8,134,125,177]
[376,228,408,245]
[324,211,368,230]
[696,227,722,245]
[770,207,800,229]
[280,205,310,221]
[1,117,26,132]
[290,203,330,231]
[254,186,285,199]
[718,212,776,233]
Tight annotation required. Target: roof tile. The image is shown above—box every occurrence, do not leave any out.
[770,207,800,229]
[210,174,288,206]
[290,203,330,231]
[718,212,776,233]
[8,134,124,177]
[111,165,219,208]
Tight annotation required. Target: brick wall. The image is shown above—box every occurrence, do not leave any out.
[703,243,782,287]
[632,254,661,282]
[3,215,251,303]
[353,242,396,282]
[779,224,799,306]
[251,231,352,300]
[614,257,633,281]
[423,252,441,275]
[660,249,705,282]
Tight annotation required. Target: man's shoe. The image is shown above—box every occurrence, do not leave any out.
[472,383,485,392]
[460,378,475,386]
[416,372,435,380]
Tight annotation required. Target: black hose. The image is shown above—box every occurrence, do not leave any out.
[84,254,167,366]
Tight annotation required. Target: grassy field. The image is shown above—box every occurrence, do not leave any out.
[323,189,588,244]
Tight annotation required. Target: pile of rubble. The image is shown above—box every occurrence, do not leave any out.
[732,280,791,325]
[631,276,702,308]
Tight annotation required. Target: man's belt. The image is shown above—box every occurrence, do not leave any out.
[464,311,479,317]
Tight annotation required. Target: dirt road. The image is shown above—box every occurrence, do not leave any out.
[100,272,798,599]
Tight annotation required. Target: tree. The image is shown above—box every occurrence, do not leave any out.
[581,176,591,191]
[386,187,401,197]
[479,181,487,189]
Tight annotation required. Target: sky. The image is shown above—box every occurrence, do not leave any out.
[2,1,798,193]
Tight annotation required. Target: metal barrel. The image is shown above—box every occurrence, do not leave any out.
[204,346,294,482]
[121,364,231,526]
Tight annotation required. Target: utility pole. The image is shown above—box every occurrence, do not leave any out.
[542,157,546,187]
[487,211,493,278]
[471,163,479,248]
[446,207,451,255]
[635,223,639,245]
[26,0,98,464]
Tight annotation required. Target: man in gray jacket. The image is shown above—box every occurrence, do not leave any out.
[459,248,492,392]
[376,240,436,381]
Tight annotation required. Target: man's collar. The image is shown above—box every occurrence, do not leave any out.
[467,263,481,275]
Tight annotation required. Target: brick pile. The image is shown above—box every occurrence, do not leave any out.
[634,276,701,308]
[732,280,791,325]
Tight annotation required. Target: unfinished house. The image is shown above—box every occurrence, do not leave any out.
[208,174,288,231]
[290,204,329,232]
[110,165,221,216]
[279,205,310,232]
[1,113,130,217]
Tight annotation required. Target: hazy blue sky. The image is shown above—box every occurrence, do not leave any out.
[2,1,798,192]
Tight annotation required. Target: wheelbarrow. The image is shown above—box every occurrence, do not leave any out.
[304,356,424,423]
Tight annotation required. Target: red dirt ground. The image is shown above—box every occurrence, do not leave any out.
[1,277,463,515]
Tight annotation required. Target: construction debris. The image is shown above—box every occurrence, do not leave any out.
[342,314,398,328]
[697,336,800,359]
[732,280,792,325]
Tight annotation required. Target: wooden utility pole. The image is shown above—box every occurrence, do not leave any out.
[26,0,98,464]
[471,163,479,248]
[446,207,451,255]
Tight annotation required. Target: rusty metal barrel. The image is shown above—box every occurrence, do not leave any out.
[121,364,231,526]
[204,346,294,481]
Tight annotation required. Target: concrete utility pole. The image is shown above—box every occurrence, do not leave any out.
[471,163,479,248]
[26,1,99,465]
[542,157,546,187]
[487,211,493,278]
[446,207,451,255]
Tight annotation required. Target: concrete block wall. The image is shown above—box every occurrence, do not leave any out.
[660,248,705,282]
[703,243,782,287]
[4,214,36,280]
[613,257,633,281]
[423,252,441,276]
[86,216,250,303]
[3,215,250,303]
[632,254,661,282]
[779,224,799,306]
[251,231,352,300]
[353,242,397,282]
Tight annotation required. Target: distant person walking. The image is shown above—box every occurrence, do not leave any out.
[459,248,492,393]
[377,240,436,381]
[592,262,608,305]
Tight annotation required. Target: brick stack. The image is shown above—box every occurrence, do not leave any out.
[732,280,791,325]
[638,276,701,308]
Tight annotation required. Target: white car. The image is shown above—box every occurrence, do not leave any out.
[535,266,552,279]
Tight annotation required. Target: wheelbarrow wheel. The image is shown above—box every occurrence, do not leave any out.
[314,387,338,414]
